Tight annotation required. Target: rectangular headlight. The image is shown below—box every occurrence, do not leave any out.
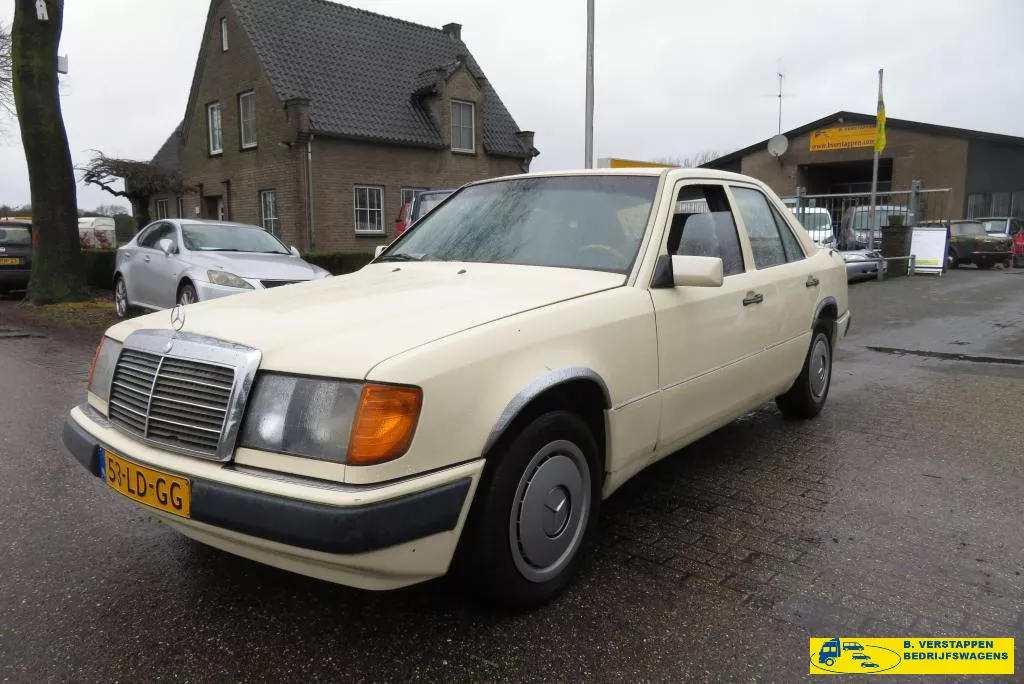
[88,336,122,403]
[239,373,362,463]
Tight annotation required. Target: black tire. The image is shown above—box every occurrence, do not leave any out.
[947,250,960,269]
[776,323,833,420]
[457,410,601,609]
[177,282,199,306]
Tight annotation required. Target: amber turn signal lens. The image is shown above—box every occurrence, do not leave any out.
[347,384,423,465]
[87,337,106,391]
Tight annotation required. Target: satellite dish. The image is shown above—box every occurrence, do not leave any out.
[767,134,789,158]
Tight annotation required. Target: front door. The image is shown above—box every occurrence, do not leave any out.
[133,222,175,307]
[204,196,225,221]
[649,182,777,454]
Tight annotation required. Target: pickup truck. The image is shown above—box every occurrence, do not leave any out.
[63,168,850,608]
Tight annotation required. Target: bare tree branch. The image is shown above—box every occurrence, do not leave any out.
[0,21,11,117]
[78,151,188,230]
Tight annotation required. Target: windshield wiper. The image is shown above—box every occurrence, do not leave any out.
[376,253,428,262]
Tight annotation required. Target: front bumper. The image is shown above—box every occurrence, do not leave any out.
[845,260,880,281]
[63,403,483,589]
[0,269,31,288]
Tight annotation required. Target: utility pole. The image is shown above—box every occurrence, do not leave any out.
[584,0,594,168]
[868,68,884,248]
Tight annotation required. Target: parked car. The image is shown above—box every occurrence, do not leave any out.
[0,219,32,295]
[112,219,330,317]
[842,249,885,282]
[63,168,850,608]
[790,206,837,247]
[977,216,1024,267]
[409,188,455,224]
[946,220,1013,269]
[839,205,915,250]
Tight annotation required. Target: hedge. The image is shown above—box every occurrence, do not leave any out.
[78,250,375,291]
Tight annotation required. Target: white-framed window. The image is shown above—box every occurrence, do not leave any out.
[354,185,384,234]
[401,187,426,208]
[451,100,475,153]
[155,198,169,220]
[220,17,229,52]
[176,195,184,218]
[239,91,257,149]
[260,190,278,235]
[207,102,223,155]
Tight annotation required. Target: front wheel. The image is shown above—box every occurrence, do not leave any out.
[114,276,133,318]
[947,250,960,269]
[457,410,600,608]
[178,282,198,306]
[776,324,832,419]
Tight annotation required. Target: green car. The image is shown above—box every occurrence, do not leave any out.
[948,220,1013,269]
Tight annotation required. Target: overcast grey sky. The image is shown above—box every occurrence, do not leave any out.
[2,0,1023,209]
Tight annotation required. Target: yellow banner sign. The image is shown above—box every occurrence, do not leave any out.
[598,158,676,169]
[809,125,877,152]
[810,638,1014,675]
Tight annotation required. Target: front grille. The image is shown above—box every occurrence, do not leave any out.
[260,279,301,289]
[108,349,235,457]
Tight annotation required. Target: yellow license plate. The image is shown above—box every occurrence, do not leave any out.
[0,257,22,266]
[103,449,191,518]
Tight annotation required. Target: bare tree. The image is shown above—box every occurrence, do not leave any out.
[79,152,185,231]
[651,150,724,168]
[0,22,12,116]
[12,0,87,303]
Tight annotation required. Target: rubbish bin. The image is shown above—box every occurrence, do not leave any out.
[881,220,912,277]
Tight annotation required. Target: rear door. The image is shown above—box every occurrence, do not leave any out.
[729,184,817,395]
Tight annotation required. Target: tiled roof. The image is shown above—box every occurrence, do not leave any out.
[150,124,183,174]
[231,0,534,158]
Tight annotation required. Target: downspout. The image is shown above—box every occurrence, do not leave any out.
[306,134,316,252]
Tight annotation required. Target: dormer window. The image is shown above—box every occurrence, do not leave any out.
[220,17,228,52]
[451,100,475,153]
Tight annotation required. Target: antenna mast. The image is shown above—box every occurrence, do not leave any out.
[776,62,785,135]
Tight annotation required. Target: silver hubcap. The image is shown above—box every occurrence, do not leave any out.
[115,281,127,317]
[179,288,196,305]
[509,440,591,583]
[809,335,831,399]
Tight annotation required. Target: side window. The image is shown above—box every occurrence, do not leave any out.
[731,186,787,269]
[667,184,744,276]
[138,223,173,249]
[770,205,805,262]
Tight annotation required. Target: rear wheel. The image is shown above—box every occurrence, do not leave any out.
[776,323,832,419]
[457,410,600,608]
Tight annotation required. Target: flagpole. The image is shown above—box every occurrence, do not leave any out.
[868,68,883,248]
[584,0,595,168]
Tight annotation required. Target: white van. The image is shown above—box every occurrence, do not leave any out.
[78,217,117,249]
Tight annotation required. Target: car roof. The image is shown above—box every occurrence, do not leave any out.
[162,218,263,230]
[974,216,1012,220]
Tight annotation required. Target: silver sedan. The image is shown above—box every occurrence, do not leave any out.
[113,219,330,318]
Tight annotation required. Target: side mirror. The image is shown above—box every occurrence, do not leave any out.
[157,238,175,255]
[374,245,386,258]
[289,245,301,257]
[671,254,724,287]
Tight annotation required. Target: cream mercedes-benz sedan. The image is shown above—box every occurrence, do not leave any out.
[63,169,849,607]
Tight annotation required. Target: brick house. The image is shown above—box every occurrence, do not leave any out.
[147,0,538,253]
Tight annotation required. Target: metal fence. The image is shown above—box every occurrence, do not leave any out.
[781,181,953,251]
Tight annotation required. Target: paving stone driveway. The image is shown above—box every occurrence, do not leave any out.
[1,269,1021,682]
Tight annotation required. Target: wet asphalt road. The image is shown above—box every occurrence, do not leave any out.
[1,269,1023,682]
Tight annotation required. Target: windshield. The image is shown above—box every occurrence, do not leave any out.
[952,222,985,236]
[981,219,1007,234]
[413,192,452,221]
[0,225,31,246]
[793,211,831,231]
[182,224,289,254]
[384,175,659,274]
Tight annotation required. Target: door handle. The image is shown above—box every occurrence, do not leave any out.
[742,291,764,306]
[143,255,151,263]
[805,275,820,287]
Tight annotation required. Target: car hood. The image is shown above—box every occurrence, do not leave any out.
[187,251,324,280]
[111,262,625,379]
